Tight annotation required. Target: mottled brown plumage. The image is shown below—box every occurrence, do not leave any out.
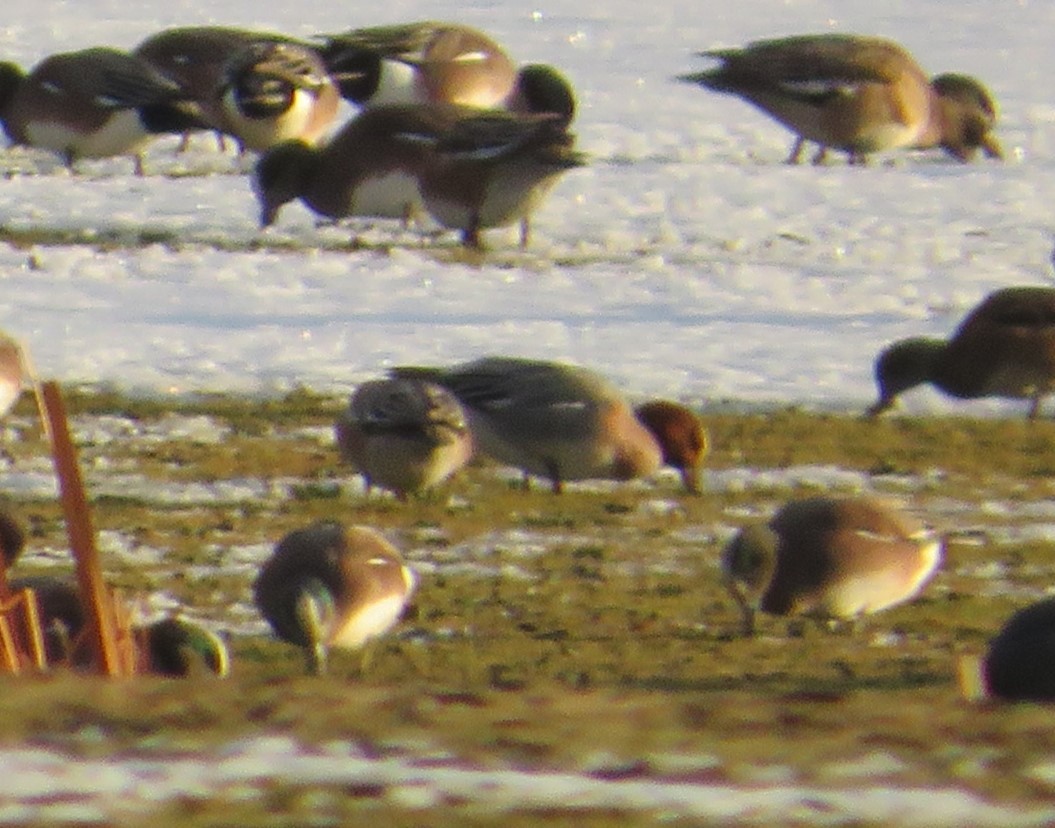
[722,496,942,635]
[679,34,1001,164]
[335,378,473,499]
[253,522,415,675]
[869,287,1055,418]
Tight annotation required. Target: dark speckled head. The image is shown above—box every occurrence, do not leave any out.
[867,337,946,416]
[144,617,230,677]
[252,139,317,226]
[510,64,576,123]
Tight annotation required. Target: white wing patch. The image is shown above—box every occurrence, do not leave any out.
[453,50,488,64]
[777,80,861,97]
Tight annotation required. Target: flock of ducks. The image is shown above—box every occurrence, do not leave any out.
[0,24,1010,249]
[0,21,1054,698]
[0,21,584,249]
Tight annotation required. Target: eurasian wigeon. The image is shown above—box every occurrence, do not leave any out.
[722,495,942,635]
[254,102,585,248]
[317,22,578,133]
[0,332,25,421]
[411,106,585,248]
[390,357,702,492]
[335,377,473,499]
[252,103,440,228]
[0,47,203,173]
[6,574,229,676]
[133,25,299,152]
[678,34,1001,165]
[868,287,1055,419]
[318,21,519,109]
[253,522,416,675]
[216,40,339,153]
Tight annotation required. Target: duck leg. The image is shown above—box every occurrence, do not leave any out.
[785,137,806,164]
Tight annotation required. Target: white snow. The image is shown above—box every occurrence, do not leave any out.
[0,0,1050,415]
[0,736,1051,827]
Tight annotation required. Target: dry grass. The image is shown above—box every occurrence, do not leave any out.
[2,389,1055,824]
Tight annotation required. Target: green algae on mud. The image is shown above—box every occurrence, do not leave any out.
[2,389,1055,823]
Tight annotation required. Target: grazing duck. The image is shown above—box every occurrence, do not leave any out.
[960,598,1055,701]
[335,377,474,499]
[0,47,203,173]
[141,616,230,677]
[252,103,439,228]
[793,72,1003,165]
[216,40,339,152]
[254,103,585,248]
[677,34,1001,165]
[391,357,704,493]
[318,21,518,109]
[412,106,585,248]
[868,287,1055,419]
[722,495,942,635]
[133,25,299,151]
[318,22,577,120]
[634,400,709,494]
[253,522,416,675]
[7,574,229,675]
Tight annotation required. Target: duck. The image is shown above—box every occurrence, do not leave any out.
[634,400,709,494]
[317,20,575,115]
[960,598,1055,701]
[254,102,585,248]
[253,522,416,675]
[6,574,229,675]
[335,377,474,499]
[721,495,942,635]
[790,72,1004,165]
[677,33,1001,165]
[216,40,340,153]
[390,356,705,493]
[140,615,230,677]
[133,25,300,152]
[868,287,1055,419]
[318,21,578,128]
[317,21,519,109]
[412,106,585,248]
[0,47,204,174]
[252,102,440,229]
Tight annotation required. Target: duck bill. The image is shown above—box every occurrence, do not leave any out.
[260,203,279,228]
[865,397,894,418]
[305,641,329,676]
[724,577,757,637]
[680,465,702,495]
[981,134,1004,160]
